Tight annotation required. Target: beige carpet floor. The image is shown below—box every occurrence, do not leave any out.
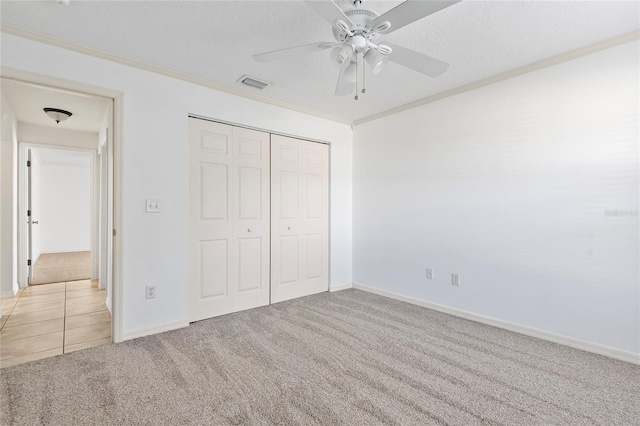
[31,251,91,285]
[1,289,638,425]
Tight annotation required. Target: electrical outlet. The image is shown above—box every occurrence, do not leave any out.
[146,285,156,299]
[145,199,161,213]
[451,273,460,286]
[426,268,434,280]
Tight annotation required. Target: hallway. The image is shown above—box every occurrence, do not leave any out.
[31,251,91,285]
[0,279,111,368]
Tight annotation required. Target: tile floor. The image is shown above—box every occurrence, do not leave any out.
[0,279,111,369]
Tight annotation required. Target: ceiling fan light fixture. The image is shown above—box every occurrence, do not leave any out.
[365,48,388,75]
[43,107,72,124]
[331,44,354,69]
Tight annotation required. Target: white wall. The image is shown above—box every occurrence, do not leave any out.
[18,123,98,150]
[1,93,19,298]
[36,153,91,253]
[354,41,639,355]
[1,34,353,336]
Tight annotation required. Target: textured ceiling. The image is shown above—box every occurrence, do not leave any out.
[1,0,638,122]
[1,78,110,132]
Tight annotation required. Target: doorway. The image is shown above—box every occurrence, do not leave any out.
[27,148,94,285]
[0,75,120,368]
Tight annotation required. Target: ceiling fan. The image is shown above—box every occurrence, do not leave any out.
[254,0,461,100]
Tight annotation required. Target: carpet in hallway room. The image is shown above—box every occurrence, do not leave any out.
[0,289,638,425]
[30,251,90,285]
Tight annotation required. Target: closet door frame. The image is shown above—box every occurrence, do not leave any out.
[188,118,271,322]
[188,114,331,322]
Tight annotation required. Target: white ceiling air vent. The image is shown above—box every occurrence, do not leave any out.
[238,75,270,90]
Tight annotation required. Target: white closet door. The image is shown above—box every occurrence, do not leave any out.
[271,134,329,303]
[188,119,270,322]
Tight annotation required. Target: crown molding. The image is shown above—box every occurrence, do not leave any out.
[2,22,637,128]
[354,30,640,126]
[0,22,352,126]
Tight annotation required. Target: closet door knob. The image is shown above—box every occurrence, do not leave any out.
[247,228,252,232]
[287,226,291,230]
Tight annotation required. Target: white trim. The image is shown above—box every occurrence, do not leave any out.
[354,31,640,125]
[0,23,351,126]
[353,283,640,365]
[105,294,112,315]
[329,283,352,292]
[122,319,189,341]
[1,290,18,298]
[111,91,124,344]
[91,151,99,279]
[188,114,332,146]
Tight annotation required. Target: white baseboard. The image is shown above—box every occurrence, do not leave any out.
[1,289,18,298]
[329,283,353,293]
[353,283,640,365]
[105,296,112,315]
[122,319,189,341]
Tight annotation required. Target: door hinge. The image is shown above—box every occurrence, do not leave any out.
[27,160,31,167]
[27,210,31,217]
[27,259,31,266]
[113,229,117,237]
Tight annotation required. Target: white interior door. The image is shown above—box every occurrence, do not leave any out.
[188,118,270,322]
[271,135,329,304]
[26,149,34,284]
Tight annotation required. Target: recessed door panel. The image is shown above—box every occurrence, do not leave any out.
[238,138,262,159]
[200,240,228,298]
[306,234,323,280]
[238,238,262,292]
[305,174,323,219]
[280,172,299,219]
[280,236,299,285]
[304,149,323,167]
[201,132,229,154]
[280,146,299,163]
[238,167,262,220]
[201,163,228,220]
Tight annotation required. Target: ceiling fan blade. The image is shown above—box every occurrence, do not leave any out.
[335,69,354,96]
[305,0,353,27]
[371,0,461,34]
[385,42,449,77]
[254,41,337,62]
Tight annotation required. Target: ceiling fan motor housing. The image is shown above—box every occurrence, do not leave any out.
[332,8,380,43]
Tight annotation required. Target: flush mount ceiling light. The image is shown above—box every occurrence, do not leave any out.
[43,108,72,124]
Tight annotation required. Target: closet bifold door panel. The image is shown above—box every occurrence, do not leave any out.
[271,134,329,304]
[188,118,270,322]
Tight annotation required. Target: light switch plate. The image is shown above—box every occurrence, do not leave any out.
[146,199,161,213]
[426,268,433,279]
[451,273,460,286]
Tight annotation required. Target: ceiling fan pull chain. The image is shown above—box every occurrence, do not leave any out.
[362,55,367,94]
[354,56,359,101]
